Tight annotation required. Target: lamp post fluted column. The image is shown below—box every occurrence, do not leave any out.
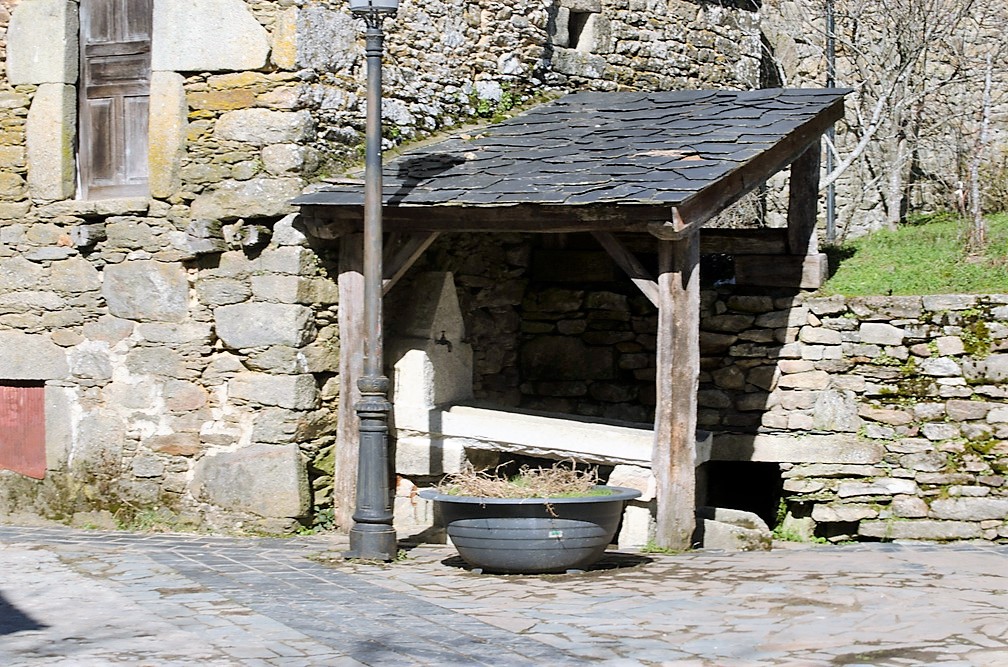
[345,0,398,561]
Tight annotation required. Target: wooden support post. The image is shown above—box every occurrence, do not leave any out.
[653,230,700,550]
[787,143,822,256]
[335,234,364,532]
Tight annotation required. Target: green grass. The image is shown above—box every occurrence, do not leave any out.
[821,213,1008,296]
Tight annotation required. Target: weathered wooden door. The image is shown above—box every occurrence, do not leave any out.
[78,0,152,199]
[0,384,46,480]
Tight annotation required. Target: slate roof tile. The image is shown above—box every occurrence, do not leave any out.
[295,88,849,217]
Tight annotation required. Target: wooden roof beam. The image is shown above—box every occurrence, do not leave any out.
[300,203,679,235]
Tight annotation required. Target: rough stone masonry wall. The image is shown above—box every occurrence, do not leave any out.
[390,234,661,423]
[0,0,340,532]
[698,290,1008,543]
[299,0,761,165]
[0,0,761,531]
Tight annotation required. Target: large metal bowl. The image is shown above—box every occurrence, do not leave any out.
[419,486,641,574]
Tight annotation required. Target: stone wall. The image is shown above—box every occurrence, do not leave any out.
[0,0,339,532]
[393,232,1008,543]
[298,0,761,167]
[0,0,762,531]
[698,290,1008,542]
[388,233,660,422]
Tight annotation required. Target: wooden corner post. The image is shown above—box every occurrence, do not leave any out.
[787,142,828,289]
[653,230,700,550]
[335,233,365,532]
[787,142,822,256]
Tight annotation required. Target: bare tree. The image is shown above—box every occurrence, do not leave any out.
[966,53,994,253]
[763,0,1008,240]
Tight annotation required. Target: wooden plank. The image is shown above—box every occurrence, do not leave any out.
[0,383,46,480]
[653,231,700,551]
[300,203,677,235]
[700,229,788,255]
[335,234,364,532]
[601,229,788,256]
[787,143,822,255]
[734,253,829,289]
[591,231,659,307]
[383,232,439,295]
[78,0,152,199]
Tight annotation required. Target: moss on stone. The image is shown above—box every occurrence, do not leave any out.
[961,315,991,358]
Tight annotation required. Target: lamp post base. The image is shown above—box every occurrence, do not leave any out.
[344,375,397,562]
[345,524,398,561]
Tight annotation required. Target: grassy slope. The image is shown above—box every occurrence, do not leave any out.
[821,213,1008,296]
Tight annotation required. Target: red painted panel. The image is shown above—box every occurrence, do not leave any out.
[0,384,47,479]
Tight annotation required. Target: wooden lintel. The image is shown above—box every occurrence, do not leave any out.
[787,143,822,255]
[301,203,677,235]
[383,233,440,295]
[597,229,788,256]
[334,234,364,532]
[735,252,829,289]
[591,231,659,307]
[700,229,788,255]
[653,230,700,551]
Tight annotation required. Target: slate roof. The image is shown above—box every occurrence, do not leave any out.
[295,88,847,234]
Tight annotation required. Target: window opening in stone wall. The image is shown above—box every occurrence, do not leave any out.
[0,382,46,479]
[568,11,592,50]
[77,0,153,199]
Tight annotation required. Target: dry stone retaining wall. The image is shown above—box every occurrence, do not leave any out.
[698,290,1008,543]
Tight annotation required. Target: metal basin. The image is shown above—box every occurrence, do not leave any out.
[418,486,641,574]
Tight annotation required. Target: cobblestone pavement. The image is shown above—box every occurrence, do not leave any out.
[1,524,1007,666]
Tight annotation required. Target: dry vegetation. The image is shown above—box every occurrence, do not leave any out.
[436,463,604,498]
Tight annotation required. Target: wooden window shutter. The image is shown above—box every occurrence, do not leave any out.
[0,383,46,479]
[78,0,152,199]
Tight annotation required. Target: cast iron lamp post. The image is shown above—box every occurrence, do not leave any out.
[345,0,398,561]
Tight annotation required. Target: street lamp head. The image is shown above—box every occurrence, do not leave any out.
[348,0,399,14]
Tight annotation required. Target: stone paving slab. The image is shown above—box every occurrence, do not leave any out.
[2,525,1007,666]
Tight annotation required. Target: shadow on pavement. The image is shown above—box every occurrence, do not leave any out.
[439,551,654,575]
[0,591,47,635]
